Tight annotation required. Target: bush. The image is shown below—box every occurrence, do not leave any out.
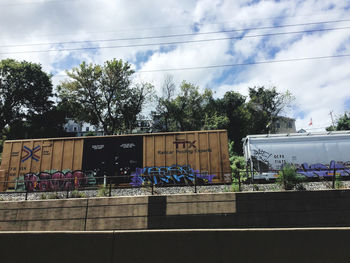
[40,192,60,199]
[277,164,305,190]
[97,185,110,197]
[70,190,86,198]
[231,178,240,192]
[335,175,344,189]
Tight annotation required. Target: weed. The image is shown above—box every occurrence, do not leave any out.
[253,184,259,191]
[70,190,86,198]
[231,178,241,192]
[335,175,344,189]
[223,185,232,192]
[40,192,60,199]
[97,185,110,197]
[277,164,305,190]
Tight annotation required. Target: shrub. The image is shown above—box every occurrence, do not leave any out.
[231,178,240,192]
[40,192,60,199]
[97,185,110,197]
[277,164,305,190]
[335,175,344,189]
[70,190,86,198]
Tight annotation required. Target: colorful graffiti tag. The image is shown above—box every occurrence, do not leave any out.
[18,170,96,192]
[296,160,350,178]
[21,146,41,162]
[130,165,216,187]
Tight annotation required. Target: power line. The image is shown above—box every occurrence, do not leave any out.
[3,9,346,40]
[52,54,350,77]
[0,0,82,7]
[136,54,350,73]
[1,19,350,48]
[1,26,350,55]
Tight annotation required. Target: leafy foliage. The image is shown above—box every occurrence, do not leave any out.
[152,81,214,131]
[277,164,305,190]
[248,86,295,134]
[0,59,67,140]
[58,59,154,135]
[70,190,86,198]
[327,112,350,131]
[97,185,110,197]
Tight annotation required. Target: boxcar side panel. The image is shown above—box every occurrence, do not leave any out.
[143,131,231,184]
[73,139,84,170]
[52,140,64,171]
[62,140,74,170]
[209,132,219,180]
[81,136,143,184]
[0,130,231,189]
[31,141,43,174]
[0,138,85,188]
[219,131,231,181]
[40,140,53,172]
[198,133,209,174]
[165,134,175,167]
[186,133,197,171]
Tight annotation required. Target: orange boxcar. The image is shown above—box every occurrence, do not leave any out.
[0,130,231,190]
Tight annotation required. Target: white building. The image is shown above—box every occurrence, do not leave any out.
[63,119,104,136]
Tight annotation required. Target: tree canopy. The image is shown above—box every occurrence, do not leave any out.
[58,59,154,135]
[152,82,294,154]
[0,59,66,140]
[0,58,295,156]
[326,112,350,131]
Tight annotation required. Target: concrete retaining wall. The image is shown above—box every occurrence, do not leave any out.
[1,190,350,231]
[1,228,350,263]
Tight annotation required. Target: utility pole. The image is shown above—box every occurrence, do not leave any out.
[329,110,335,129]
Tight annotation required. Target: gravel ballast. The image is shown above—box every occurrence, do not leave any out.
[0,181,349,201]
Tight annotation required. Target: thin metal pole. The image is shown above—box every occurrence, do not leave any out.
[332,165,336,189]
[194,173,197,193]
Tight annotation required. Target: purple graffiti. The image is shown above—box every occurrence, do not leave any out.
[130,165,216,187]
[296,160,350,178]
[23,170,95,192]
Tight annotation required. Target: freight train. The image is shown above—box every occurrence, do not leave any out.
[0,130,231,191]
[242,131,350,181]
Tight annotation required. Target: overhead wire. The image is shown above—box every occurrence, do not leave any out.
[0,0,82,7]
[1,19,350,48]
[52,54,350,77]
[1,26,350,55]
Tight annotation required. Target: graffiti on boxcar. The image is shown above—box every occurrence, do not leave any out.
[130,165,216,187]
[296,160,350,178]
[21,146,41,162]
[17,170,97,191]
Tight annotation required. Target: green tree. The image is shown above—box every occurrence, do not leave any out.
[152,80,213,132]
[0,59,61,140]
[152,75,176,132]
[248,86,294,134]
[327,112,350,131]
[58,59,154,135]
[215,91,250,154]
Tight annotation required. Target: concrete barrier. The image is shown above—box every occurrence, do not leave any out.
[1,190,350,231]
[1,228,350,263]
[0,170,6,192]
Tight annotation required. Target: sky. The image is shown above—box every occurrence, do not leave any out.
[1,0,350,132]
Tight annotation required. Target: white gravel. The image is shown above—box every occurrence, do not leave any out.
[0,181,348,201]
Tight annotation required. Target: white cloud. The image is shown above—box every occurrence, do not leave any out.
[1,0,350,132]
